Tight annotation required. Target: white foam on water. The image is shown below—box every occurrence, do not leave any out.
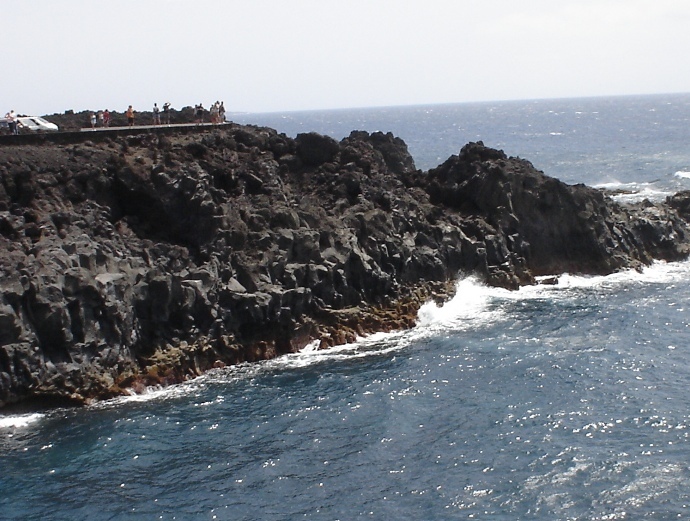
[674,170,690,179]
[589,462,685,512]
[92,381,207,410]
[83,261,690,407]
[552,259,690,290]
[0,413,45,429]
[594,181,630,190]
[235,330,416,376]
[416,275,508,331]
[416,260,690,328]
[611,188,670,204]
[594,180,670,203]
[280,260,690,367]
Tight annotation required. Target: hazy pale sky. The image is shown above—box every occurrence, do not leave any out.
[5,0,690,116]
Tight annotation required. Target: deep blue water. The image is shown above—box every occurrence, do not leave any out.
[4,94,690,520]
[234,93,690,188]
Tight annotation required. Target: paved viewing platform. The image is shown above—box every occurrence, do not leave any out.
[0,121,232,146]
[79,121,230,133]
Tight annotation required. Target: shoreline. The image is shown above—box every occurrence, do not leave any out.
[1,125,689,410]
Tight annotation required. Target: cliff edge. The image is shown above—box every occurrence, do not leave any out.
[1,124,689,408]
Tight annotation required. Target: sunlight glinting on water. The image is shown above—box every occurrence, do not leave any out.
[6,95,690,521]
[2,259,688,431]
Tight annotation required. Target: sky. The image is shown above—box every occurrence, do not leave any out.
[4,0,690,116]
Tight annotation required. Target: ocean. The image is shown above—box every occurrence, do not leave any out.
[3,93,690,520]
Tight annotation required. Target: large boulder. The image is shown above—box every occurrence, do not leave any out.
[295,132,340,166]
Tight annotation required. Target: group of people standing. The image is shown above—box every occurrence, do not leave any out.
[88,101,225,129]
[89,109,112,129]
[210,101,226,124]
[151,102,172,126]
[194,101,226,124]
[88,106,142,129]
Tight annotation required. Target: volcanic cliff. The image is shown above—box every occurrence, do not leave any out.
[1,124,690,409]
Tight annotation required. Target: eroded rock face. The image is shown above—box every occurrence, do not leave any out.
[425,142,690,276]
[0,129,688,408]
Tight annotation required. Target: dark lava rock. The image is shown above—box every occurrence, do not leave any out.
[295,132,340,165]
[1,129,689,409]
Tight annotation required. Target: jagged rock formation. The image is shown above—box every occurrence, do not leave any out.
[1,125,689,408]
[426,144,690,278]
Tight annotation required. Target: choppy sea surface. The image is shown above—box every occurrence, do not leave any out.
[4,93,690,520]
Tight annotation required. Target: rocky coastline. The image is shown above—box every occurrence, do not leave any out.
[2,122,690,409]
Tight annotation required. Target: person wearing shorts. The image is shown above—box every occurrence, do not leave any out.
[126,105,135,126]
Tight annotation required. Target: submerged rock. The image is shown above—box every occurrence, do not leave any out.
[0,128,689,408]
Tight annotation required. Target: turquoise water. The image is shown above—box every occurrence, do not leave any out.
[4,94,690,520]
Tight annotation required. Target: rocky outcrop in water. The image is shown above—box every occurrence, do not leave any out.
[1,125,689,408]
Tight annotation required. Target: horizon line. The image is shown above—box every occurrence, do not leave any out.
[37,90,690,118]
